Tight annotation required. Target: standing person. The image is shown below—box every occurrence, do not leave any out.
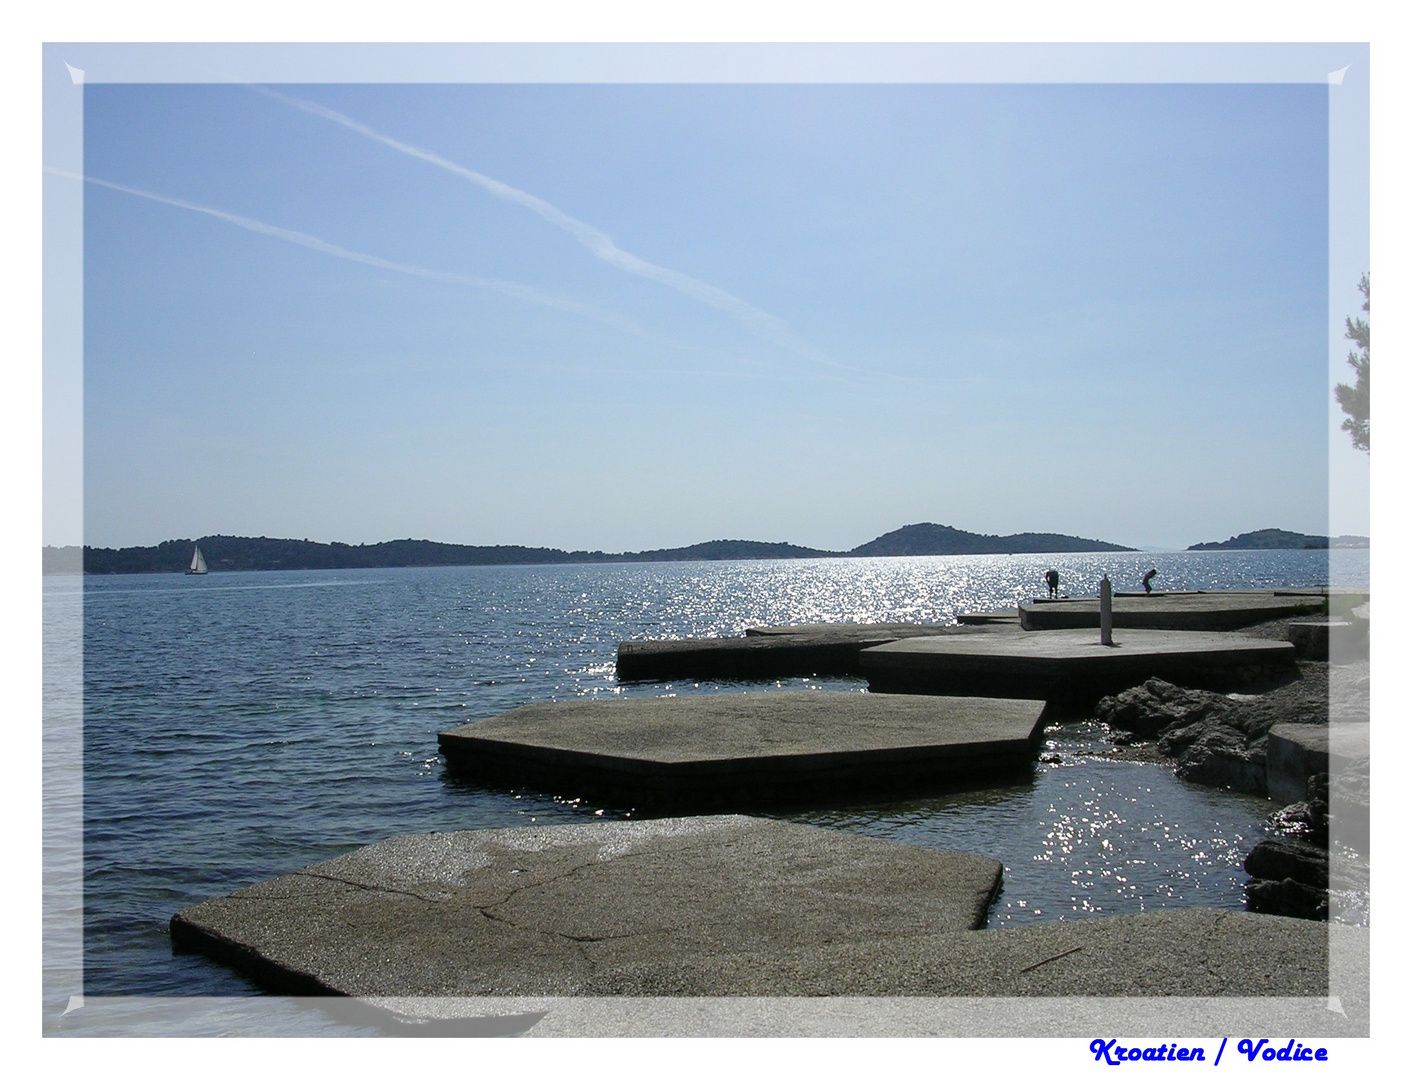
[1044,569,1060,599]
[1142,568,1157,595]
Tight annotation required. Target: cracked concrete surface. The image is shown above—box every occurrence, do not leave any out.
[170,816,1350,1002]
[172,816,1003,996]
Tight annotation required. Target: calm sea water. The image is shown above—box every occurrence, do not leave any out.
[46,549,1365,1033]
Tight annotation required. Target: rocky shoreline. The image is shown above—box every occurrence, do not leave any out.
[1087,616,1369,923]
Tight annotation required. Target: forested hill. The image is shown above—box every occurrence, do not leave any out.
[56,535,839,574]
[1187,529,1332,551]
[61,536,609,575]
[848,523,1135,557]
[616,539,835,562]
[53,523,1135,575]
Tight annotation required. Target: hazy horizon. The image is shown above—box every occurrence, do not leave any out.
[51,518,1364,555]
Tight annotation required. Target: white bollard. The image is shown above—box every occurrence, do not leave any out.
[1100,574,1114,646]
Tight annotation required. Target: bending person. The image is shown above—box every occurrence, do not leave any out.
[1044,569,1060,599]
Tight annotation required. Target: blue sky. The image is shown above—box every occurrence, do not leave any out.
[81,81,1335,551]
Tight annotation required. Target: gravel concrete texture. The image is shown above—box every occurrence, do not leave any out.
[862,628,1296,701]
[582,908,1333,997]
[170,816,1339,1002]
[171,816,1003,997]
[437,692,1045,808]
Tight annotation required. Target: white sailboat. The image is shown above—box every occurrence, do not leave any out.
[186,544,208,575]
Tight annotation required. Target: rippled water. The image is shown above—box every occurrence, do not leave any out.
[50,549,1361,1028]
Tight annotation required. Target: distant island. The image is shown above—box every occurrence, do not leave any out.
[1187,528,1370,551]
[851,523,1132,557]
[48,521,1137,575]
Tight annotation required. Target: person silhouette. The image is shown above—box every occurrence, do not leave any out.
[1044,569,1060,599]
[1142,568,1157,595]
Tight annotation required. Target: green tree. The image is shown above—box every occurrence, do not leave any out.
[1335,274,1369,452]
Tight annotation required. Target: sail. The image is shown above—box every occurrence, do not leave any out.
[190,545,207,574]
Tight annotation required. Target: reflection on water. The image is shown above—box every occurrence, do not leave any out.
[787,721,1276,927]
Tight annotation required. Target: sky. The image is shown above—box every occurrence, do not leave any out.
[77,79,1347,552]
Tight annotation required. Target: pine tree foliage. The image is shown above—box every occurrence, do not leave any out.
[1335,274,1369,452]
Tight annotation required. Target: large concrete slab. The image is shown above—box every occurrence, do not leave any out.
[862,628,1296,702]
[616,623,968,682]
[171,817,1002,996]
[1019,590,1327,631]
[955,609,1022,626]
[170,817,1335,1000]
[438,691,1046,809]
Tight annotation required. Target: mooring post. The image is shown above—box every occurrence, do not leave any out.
[1100,574,1114,646]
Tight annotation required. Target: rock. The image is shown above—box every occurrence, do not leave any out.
[1270,799,1323,840]
[1245,878,1328,921]
[1123,682,1268,794]
[1307,771,1330,803]
[1094,678,1232,739]
[1245,838,1328,889]
[1094,665,1332,798]
[1271,772,1332,845]
[1243,837,1329,922]
[1168,728,1267,795]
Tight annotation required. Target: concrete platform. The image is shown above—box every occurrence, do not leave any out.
[438,691,1046,809]
[616,623,994,682]
[170,816,1336,999]
[171,817,1002,996]
[1019,590,1327,632]
[955,609,1022,626]
[861,628,1296,703]
[742,622,953,638]
[1267,723,1370,805]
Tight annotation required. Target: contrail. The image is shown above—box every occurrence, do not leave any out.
[255,86,859,372]
[49,167,647,335]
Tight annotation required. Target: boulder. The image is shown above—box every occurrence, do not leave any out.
[1243,835,1330,922]
[1166,727,1267,795]
[1244,837,1328,889]
[1094,678,1232,739]
[1245,877,1328,921]
[1268,772,1329,846]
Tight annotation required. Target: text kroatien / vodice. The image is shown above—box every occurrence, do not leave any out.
[1089,1038,1330,1065]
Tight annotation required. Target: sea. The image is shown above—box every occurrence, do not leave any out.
[44,548,1368,1035]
